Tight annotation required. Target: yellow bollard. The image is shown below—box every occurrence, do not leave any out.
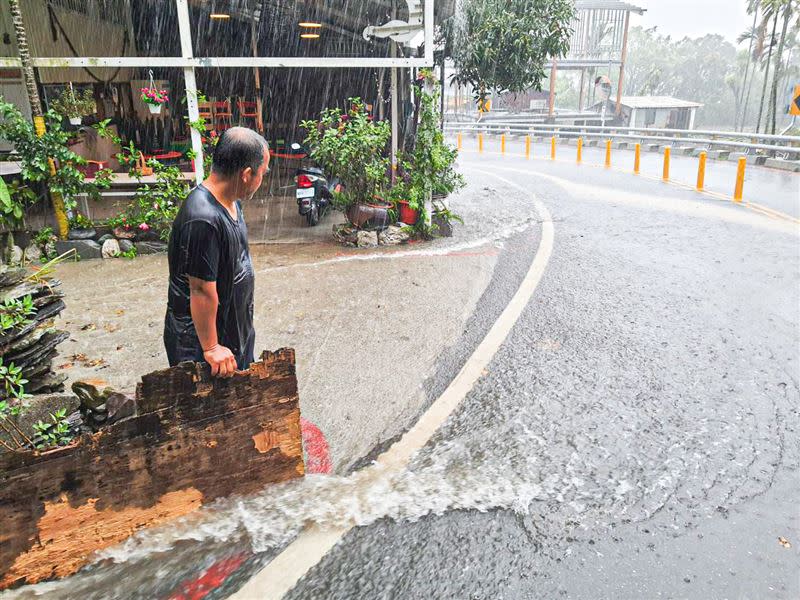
[478,133,484,153]
[457,133,463,151]
[551,136,556,160]
[525,135,531,159]
[662,146,671,181]
[734,157,746,202]
[634,143,641,174]
[577,137,583,163]
[605,140,612,168]
[501,134,506,154]
[696,151,707,191]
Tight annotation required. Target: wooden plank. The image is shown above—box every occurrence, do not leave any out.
[0,349,304,590]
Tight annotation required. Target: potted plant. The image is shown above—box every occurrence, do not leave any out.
[49,85,96,125]
[140,86,168,115]
[300,98,390,230]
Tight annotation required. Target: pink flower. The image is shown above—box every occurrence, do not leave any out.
[138,223,150,231]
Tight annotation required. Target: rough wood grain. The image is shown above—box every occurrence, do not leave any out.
[0,349,304,590]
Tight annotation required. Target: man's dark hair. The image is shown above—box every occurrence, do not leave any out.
[211,127,269,177]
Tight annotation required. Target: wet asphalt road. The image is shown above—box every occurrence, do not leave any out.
[282,156,800,599]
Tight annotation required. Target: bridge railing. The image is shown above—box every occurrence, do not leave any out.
[443,122,800,158]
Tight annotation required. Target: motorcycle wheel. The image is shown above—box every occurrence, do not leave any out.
[307,202,320,226]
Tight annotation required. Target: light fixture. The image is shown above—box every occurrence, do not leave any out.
[210,13,230,19]
[300,33,320,39]
[299,22,322,28]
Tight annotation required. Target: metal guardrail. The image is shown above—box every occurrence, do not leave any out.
[443,122,800,157]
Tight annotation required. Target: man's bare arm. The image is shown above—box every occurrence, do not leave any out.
[188,276,237,377]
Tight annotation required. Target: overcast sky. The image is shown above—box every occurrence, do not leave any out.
[630,0,752,45]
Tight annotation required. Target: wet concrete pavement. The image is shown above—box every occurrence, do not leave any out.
[277,154,800,598]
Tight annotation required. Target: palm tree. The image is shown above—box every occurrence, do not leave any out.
[769,0,798,133]
[7,0,69,238]
[755,1,781,133]
[738,1,762,130]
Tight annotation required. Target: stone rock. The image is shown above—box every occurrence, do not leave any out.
[135,241,168,255]
[118,239,134,253]
[8,245,24,265]
[101,238,121,259]
[44,241,56,259]
[23,244,41,263]
[68,228,96,241]
[55,239,103,260]
[378,225,411,246]
[97,234,114,244]
[356,230,378,248]
[332,224,358,246]
[113,226,136,240]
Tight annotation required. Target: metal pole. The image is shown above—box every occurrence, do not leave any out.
[176,0,204,183]
[251,19,264,135]
[390,46,399,179]
[616,11,631,116]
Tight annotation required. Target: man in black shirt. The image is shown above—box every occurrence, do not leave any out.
[164,127,270,377]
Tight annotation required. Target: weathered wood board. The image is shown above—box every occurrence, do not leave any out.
[0,348,304,590]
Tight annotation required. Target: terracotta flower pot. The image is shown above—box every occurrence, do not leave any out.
[396,200,418,225]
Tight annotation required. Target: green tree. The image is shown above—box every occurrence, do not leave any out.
[446,0,574,108]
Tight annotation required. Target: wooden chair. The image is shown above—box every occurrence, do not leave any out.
[213,99,233,131]
[197,100,214,131]
[237,98,263,132]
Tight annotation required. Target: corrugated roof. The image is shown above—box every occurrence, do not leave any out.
[616,96,704,109]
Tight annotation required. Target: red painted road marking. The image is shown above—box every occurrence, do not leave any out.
[167,553,248,600]
[301,417,332,474]
[164,419,331,599]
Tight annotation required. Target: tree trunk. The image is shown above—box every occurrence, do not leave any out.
[737,10,759,131]
[756,9,780,133]
[769,4,791,134]
[8,0,70,240]
[0,349,304,589]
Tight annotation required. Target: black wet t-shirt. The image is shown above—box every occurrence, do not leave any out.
[163,184,255,370]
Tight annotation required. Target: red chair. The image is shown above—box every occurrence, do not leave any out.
[213,99,233,131]
[237,98,263,133]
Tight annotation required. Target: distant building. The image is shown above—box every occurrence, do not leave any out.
[590,96,703,130]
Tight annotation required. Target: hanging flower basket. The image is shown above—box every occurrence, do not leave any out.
[140,71,168,115]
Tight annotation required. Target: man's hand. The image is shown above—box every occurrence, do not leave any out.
[203,344,237,378]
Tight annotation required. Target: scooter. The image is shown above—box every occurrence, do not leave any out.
[292,143,340,226]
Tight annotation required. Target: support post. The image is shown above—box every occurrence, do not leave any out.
[697,151,707,191]
[176,0,203,183]
[577,137,583,163]
[578,68,586,112]
[605,140,612,167]
[662,146,671,181]
[390,37,398,179]
[251,20,264,135]
[616,11,631,116]
[634,143,641,174]
[548,61,557,118]
[734,157,746,202]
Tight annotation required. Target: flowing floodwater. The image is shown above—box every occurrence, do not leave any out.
[6,333,792,600]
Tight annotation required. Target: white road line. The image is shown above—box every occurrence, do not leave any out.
[233,173,554,600]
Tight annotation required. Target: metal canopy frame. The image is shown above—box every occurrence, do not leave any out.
[4,0,436,181]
